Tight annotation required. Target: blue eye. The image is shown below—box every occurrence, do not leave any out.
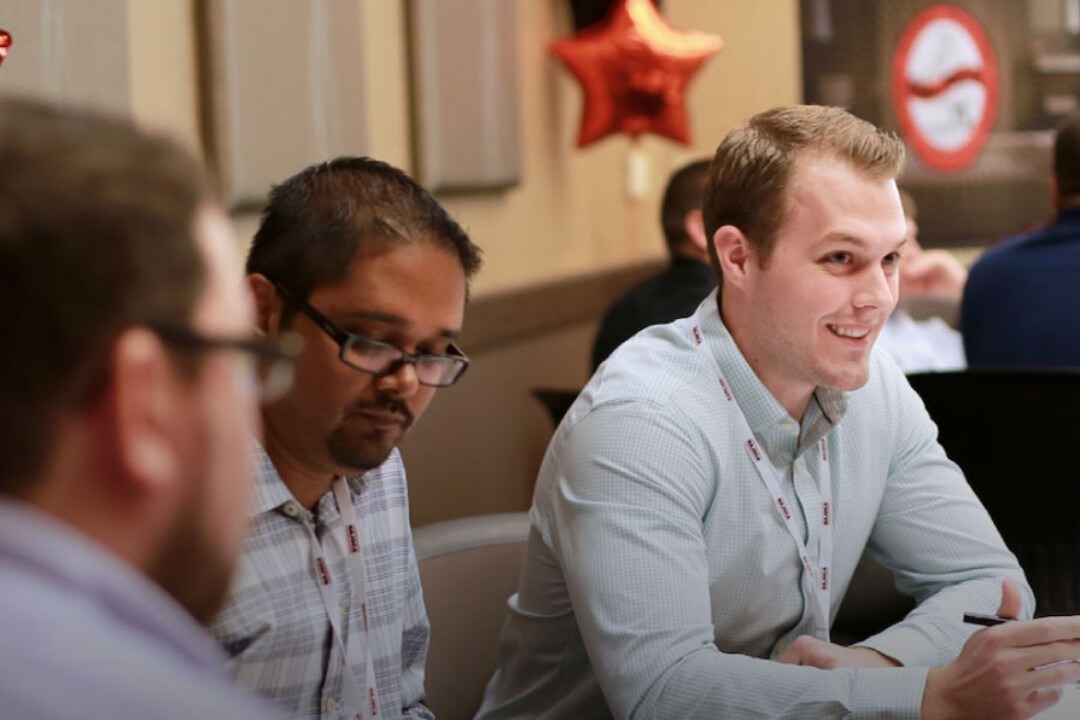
[825,252,851,265]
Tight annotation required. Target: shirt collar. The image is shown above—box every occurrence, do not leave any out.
[698,293,846,449]
[249,439,371,517]
[250,440,297,515]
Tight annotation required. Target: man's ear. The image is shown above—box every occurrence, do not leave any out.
[247,273,282,336]
[712,225,753,290]
[106,328,182,496]
[683,210,710,260]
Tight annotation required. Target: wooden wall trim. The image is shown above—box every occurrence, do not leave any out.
[461,259,667,351]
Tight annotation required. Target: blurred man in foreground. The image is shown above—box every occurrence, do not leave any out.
[0,98,292,718]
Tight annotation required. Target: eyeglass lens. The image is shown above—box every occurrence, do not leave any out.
[342,337,466,387]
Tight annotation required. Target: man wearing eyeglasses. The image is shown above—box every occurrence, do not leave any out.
[210,157,482,719]
[0,99,293,718]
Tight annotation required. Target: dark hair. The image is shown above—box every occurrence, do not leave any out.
[660,159,711,255]
[703,105,905,273]
[246,156,481,317]
[0,97,215,494]
[1054,110,1080,200]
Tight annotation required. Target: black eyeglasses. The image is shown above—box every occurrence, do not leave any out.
[271,280,470,388]
[149,324,302,403]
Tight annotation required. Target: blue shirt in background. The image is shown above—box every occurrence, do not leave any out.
[962,206,1080,368]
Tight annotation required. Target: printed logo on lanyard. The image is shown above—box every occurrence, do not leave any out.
[316,557,333,586]
[348,524,361,554]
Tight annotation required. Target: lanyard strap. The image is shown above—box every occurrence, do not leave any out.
[302,478,380,718]
[693,312,833,641]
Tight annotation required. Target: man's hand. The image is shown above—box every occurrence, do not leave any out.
[778,636,900,669]
[922,579,1080,720]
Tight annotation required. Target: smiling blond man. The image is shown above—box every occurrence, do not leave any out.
[478,106,1080,720]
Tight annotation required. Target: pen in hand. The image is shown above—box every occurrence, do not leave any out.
[963,612,1011,627]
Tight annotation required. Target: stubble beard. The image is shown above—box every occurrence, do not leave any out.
[325,401,415,473]
[150,479,235,626]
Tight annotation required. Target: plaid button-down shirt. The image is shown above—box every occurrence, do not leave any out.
[211,443,432,720]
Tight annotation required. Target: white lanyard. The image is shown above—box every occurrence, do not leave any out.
[301,477,380,718]
[693,313,833,641]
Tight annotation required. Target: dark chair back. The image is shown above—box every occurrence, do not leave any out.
[906,369,1080,616]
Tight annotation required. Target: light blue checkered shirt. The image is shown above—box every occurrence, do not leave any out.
[211,443,432,720]
[478,292,1030,719]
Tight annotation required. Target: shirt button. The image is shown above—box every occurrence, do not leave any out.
[780,421,795,431]
[283,502,300,517]
[326,697,336,714]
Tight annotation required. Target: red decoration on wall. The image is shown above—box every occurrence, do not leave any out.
[891,5,998,172]
[550,0,722,148]
[0,30,12,70]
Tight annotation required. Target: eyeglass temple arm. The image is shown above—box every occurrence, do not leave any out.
[271,280,351,348]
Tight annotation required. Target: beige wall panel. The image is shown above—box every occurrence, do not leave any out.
[0,0,130,113]
[358,0,411,170]
[404,319,598,526]
[127,0,200,150]
[410,0,522,191]
[204,0,370,208]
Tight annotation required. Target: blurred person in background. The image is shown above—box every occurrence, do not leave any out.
[875,188,966,371]
[962,110,1080,367]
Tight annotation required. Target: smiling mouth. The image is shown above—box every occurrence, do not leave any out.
[827,324,871,340]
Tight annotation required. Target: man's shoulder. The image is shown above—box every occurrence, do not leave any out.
[585,322,715,424]
[0,619,274,720]
[0,548,271,719]
[976,215,1080,268]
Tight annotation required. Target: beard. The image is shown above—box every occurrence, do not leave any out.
[325,397,414,473]
[148,482,237,626]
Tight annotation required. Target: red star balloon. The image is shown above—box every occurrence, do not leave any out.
[551,0,722,148]
[0,30,11,70]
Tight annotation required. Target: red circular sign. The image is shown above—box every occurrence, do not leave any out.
[891,5,998,172]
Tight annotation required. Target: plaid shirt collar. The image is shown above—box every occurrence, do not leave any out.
[248,439,369,517]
